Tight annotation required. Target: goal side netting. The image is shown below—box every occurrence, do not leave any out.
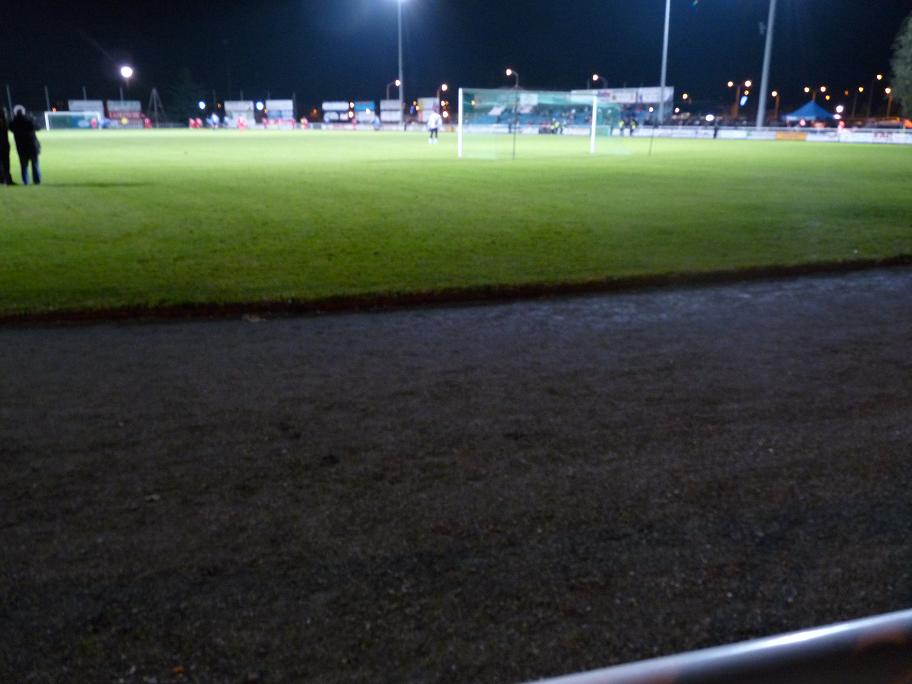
[457,88,621,159]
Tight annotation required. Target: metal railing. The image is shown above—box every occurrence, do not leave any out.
[532,609,912,684]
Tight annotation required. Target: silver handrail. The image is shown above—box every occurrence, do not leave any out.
[532,609,912,684]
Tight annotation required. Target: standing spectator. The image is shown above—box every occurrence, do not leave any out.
[426,108,443,144]
[0,109,14,185]
[10,106,41,185]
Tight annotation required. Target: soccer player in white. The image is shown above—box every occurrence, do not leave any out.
[426,108,443,144]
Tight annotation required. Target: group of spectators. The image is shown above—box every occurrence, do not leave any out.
[1,106,41,186]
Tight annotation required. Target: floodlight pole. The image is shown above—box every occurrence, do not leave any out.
[590,95,598,154]
[756,0,777,128]
[457,88,464,158]
[657,0,671,124]
[398,0,405,131]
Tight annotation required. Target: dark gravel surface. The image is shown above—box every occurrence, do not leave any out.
[2,268,911,684]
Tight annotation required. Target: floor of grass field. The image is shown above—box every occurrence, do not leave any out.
[0,130,910,315]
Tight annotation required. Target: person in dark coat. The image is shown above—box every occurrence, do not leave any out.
[9,105,41,185]
[0,109,13,185]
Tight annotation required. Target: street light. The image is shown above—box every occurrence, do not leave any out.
[591,73,607,89]
[386,78,401,101]
[436,82,448,104]
[886,87,894,117]
[119,65,134,102]
[771,90,781,121]
[867,76,885,117]
[850,86,864,119]
[505,68,519,88]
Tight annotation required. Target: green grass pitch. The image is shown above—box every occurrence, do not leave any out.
[0,129,910,316]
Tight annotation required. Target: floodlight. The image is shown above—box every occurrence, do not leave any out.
[771,90,778,98]
[727,81,735,88]
[198,101,206,110]
[441,83,449,92]
[876,74,884,81]
[885,87,892,94]
[705,114,716,122]
[592,74,599,81]
[682,93,689,100]
[120,66,134,80]
[836,105,845,113]
[858,86,864,93]
[744,80,752,88]
[819,86,827,93]
[255,101,265,111]
[395,79,401,87]
[505,68,513,76]
[648,106,654,112]
[804,86,811,94]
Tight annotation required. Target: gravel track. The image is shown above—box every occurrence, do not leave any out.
[2,268,911,683]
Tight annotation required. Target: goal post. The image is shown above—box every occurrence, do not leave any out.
[44,111,103,130]
[457,88,621,159]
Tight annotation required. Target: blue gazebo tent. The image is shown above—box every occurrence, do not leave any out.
[783,101,836,122]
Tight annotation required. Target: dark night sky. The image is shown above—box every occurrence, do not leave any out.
[2,0,911,112]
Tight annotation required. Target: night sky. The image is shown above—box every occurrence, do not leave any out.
[2,0,911,112]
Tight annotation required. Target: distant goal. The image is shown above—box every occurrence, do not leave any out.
[457,88,621,159]
[44,111,103,130]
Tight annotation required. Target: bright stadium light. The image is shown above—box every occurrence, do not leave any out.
[198,101,206,110]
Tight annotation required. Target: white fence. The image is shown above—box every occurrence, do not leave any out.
[627,126,912,145]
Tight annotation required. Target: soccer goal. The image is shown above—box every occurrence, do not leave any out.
[457,88,621,159]
[44,111,103,130]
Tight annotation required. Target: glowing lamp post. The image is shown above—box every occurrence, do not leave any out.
[386,78,401,101]
[886,87,894,118]
[119,65,134,102]
[771,90,781,121]
[505,68,519,88]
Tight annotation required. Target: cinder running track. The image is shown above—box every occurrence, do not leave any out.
[2,269,911,683]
